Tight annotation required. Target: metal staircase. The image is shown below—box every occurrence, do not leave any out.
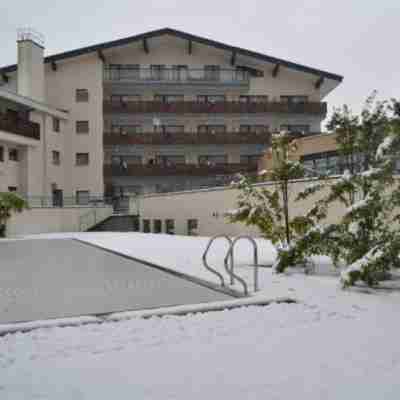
[202,235,259,296]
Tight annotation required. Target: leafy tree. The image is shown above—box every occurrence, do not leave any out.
[228,131,320,254]
[0,192,28,238]
[276,93,400,287]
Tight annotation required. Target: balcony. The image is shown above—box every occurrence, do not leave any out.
[0,114,40,141]
[103,100,327,115]
[104,163,258,177]
[103,131,271,146]
[103,67,250,90]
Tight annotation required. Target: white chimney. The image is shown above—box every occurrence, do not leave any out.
[17,28,45,102]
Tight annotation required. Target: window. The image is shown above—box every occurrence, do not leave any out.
[76,89,89,102]
[76,120,89,134]
[53,117,60,132]
[197,125,226,134]
[150,65,166,80]
[153,219,162,233]
[119,64,140,80]
[155,155,185,165]
[239,95,268,103]
[197,95,226,103]
[280,95,308,104]
[76,153,89,166]
[154,125,185,134]
[240,154,261,165]
[111,125,142,135]
[0,146,3,162]
[76,190,90,205]
[9,148,18,161]
[165,219,175,234]
[171,65,188,81]
[154,94,184,103]
[239,125,269,134]
[143,219,151,233]
[187,219,198,236]
[198,155,227,165]
[280,124,310,134]
[52,150,61,165]
[301,151,342,176]
[204,65,220,81]
[8,186,17,192]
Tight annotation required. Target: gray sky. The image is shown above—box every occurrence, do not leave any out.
[1,0,399,125]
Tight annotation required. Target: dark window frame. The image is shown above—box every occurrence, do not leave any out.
[9,148,19,162]
[143,219,151,233]
[76,120,89,134]
[76,89,89,102]
[76,152,89,166]
[52,150,61,165]
[153,219,162,233]
[53,117,60,132]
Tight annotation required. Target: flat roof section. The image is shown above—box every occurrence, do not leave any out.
[0,239,234,324]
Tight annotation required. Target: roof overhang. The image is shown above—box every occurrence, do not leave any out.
[0,88,69,120]
[0,28,343,84]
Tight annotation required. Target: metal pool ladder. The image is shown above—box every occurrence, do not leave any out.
[202,235,259,296]
[202,235,233,287]
[224,236,259,296]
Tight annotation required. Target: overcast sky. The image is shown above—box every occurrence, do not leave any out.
[1,0,399,125]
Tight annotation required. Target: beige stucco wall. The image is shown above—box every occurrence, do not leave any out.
[6,205,113,237]
[136,178,346,237]
[44,53,104,197]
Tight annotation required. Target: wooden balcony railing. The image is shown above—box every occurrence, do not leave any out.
[104,163,258,177]
[103,131,271,146]
[0,114,40,140]
[103,100,327,115]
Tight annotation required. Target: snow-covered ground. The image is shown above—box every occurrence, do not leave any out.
[1,232,400,399]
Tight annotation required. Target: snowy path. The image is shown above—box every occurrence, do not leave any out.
[1,232,400,399]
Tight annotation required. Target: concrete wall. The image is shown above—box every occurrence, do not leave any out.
[6,205,113,237]
[135,178,347,237]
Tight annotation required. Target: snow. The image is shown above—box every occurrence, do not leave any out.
[1,232,400,399]
[361,167,382,177]
[340,247,382,286]
[345,196,370,213]
[258,169,268,176]
[376,135,394,160]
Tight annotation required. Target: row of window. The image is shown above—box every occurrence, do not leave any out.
[0,146,89,167]
[0,146,19,162]
[108,94,309,104]
[109,124,270,135]
[108,64,246,81]
[111,154,260,166]
[141,218,198,236]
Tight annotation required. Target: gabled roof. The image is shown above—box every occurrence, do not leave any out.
[1,27,343,81]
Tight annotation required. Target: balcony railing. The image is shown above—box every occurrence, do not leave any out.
[103,100,327,115]
[103,131,271,146]
[104,163,258,177]
[103,67,250,86]
[0,114,40,140]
